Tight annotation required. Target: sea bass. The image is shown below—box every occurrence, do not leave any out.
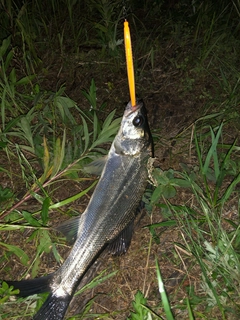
[6,99,153,319]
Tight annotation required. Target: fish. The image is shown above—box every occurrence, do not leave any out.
[5,98,153,320]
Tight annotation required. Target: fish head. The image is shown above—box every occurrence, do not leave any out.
[114,99,153,156]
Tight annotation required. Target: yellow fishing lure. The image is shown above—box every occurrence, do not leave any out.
[124,20,136,107]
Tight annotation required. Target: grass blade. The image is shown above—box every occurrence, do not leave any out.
[155,258,174,320]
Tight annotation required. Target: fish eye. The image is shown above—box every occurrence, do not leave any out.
[133,115,144,127]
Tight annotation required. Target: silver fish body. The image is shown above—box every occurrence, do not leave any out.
[6,99,153,319]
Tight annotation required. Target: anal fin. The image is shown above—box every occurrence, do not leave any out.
[108,220,134,256]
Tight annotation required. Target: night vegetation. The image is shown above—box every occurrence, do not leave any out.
[1,0,240,319]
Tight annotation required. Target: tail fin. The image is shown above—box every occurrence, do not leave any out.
[6,276,72,319]
[33,292,72,320]
[6,274,53,297]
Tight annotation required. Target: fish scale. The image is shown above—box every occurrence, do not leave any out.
[58,146,149,293]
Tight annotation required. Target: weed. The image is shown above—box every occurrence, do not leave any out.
[149,120,240,318]
[0,281,19,303]
[89,0,123,56]
[128,290,154,320]
[1,1,240,319]
[155,259,174,320]
[0,69,121,318]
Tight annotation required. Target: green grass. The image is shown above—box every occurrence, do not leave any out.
[148,121,240,318]
[0,55,121,316]
[1,0,240,319]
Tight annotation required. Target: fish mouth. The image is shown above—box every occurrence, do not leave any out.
[125,99,143,116]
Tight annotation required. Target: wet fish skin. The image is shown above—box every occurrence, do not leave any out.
[6,99,153,320]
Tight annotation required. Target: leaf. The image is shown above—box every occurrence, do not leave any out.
[102,109,116,129]
[155,258,174,320]
[94,23,108,33]
[31,192,45,203]
[0,36,11,59]
[55,96,76,124]
[150,185,163,204]
[81,78,97,109]
[0,186,14,201]
[171,178,192,188]
[128,291,151,320]
[93,111,99,142]
[43,136,50,172]
[9,67,16,84]
[18,116,35,152]
[38,230,52,254]
[195,112,223,123]
[5,50,14,70]
[51,131,66,177]
[31,256,41,278]
[22,210,41,227]
[147,220,177,229]
[75,270,118,296]
[219,172,240,205]
[90,117,121,149]
[41,197,51,225]
[81,115,90,152]
[0,281,19,304]
[147,226,160,244]
[0,242,29,266]
[203,123,223,178]
[3,115,23,133]
[52,243,63,264]
[29,229,53,276]
[154,170,170,185]
[50,180,97,209]
[15,74,36,86]
[52,137,61,176]
[162,185,176,198]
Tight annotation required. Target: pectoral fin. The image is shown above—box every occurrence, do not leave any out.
[55,216,81,245]
[83,156,107,176]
